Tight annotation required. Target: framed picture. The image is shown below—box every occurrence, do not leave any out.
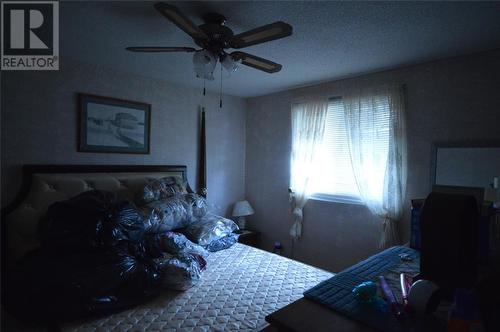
[78,93,151,154]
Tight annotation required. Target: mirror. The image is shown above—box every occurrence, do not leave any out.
[431,142,500,200]
[434,147,500,187]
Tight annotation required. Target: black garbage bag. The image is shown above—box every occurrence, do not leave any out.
[4,190,164,323]
[40,190,146,251]
[4,243,162,323]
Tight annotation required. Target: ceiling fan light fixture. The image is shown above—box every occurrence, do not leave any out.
[193,50,216,80]
[221,54,238,73]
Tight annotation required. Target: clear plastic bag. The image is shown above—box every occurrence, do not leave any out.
[141,196,192,232]
[182,214,239,246]
[160,253,206,291]
[183,193,208,218]
[145,231,208,258]
[141,194,209,232]
[135,176,188,206]
[205,233,239,252]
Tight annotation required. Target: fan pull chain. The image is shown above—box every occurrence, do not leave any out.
[219,64,223,109]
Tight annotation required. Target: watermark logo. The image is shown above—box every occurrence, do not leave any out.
[1,1,59,70]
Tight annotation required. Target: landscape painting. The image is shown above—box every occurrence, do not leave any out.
[78,94,150,154]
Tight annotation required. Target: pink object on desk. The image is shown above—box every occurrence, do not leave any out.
[400,273,413,312]
[379,276,404,319]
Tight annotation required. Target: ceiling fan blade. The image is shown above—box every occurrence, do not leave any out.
[154,2,208,42]
[229,21,292,49]
[126,46,196,53]
[231,51,282,73]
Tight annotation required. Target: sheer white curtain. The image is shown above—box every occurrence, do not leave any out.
[289,97,329,239]
[343,86,407,248]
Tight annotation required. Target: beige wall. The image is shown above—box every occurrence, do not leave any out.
[245,50,500,272]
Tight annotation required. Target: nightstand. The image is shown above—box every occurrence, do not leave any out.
[234,229,261,248]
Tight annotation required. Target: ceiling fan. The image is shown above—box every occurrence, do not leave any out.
[126,2,293,80]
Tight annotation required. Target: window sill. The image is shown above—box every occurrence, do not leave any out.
[310,193,364,205]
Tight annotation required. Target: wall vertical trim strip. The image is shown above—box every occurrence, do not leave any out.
[198,107,207,197]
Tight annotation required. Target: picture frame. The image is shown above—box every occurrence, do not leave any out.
[78,93,151,154]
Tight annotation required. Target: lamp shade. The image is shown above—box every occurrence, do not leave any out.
[232,200,254,217]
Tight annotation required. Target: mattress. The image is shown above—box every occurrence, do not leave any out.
[62,243,333,332]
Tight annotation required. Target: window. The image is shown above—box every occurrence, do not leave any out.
[289,87,406,244]
[310,97,390,203]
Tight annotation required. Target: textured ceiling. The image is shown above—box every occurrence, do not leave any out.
[60,1,500,97]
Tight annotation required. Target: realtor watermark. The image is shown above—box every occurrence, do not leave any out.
[1,0,59,70]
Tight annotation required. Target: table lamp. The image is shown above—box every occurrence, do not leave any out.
[232,200,254,230]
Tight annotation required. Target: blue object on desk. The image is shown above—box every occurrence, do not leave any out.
[352,281,377,303]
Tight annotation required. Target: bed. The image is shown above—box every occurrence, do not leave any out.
[2,165,333,331]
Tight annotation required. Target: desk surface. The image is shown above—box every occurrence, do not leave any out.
[266,298,375,332]
[266,297,450,332]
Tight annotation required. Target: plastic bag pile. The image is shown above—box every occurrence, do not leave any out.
[5,177,239,323]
